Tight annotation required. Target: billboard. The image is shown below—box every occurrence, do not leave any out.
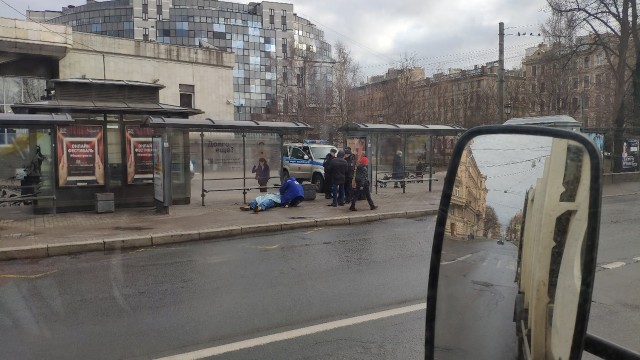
[57,125,104,186]
[126,126,154,184]
[621,138,639,172]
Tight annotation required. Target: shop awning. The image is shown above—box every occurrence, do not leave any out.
[339,123,465,136]
[143,116,313,134]
[0,113,74,127]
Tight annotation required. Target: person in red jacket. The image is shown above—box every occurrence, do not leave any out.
[349,155,377,211]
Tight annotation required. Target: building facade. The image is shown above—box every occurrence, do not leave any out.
[522,40,617,130]
[446,145,487,239]
[29,0,332,121]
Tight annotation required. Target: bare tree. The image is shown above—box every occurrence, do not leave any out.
[333,42,362,128]
[379,53,424,124]
[547,0,638,171]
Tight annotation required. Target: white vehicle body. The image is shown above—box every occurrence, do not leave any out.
[282,143,337,191]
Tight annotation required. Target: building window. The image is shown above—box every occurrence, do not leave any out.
[142,0,148,3]
[180,84,195,108]
[531,83,536,93]
[143,27,149,41]
[583,96,589,109]
[540,82,546,93]
[584,56,590,68]
[532,65,537,77]
[282,66,288,83]
[282,10,287,16]
[157,4,162,20]
[595,73,602,86]
[282,37,287,55]
[281,23,287,31]
[572,78,579,90]
[142,12,148,20]
[583,75,590,89]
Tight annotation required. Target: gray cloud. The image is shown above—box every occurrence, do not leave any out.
[1,0,550,77]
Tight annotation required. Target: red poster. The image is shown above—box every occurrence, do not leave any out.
[57,125,104,186]
[126,126,154,184]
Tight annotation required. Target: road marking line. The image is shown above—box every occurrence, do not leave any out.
[0,269,58,279]
[304,227,324,234]
[255,245,280,250]
[441,254,472,265]
[601,261,626,269]
[155,303,426,360]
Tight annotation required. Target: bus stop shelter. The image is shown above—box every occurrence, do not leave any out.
[142,117,312,205]
[0,113,75,213]
[338,123,466,193]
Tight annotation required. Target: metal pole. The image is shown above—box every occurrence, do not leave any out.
[429,135,434,192]
[242,133,247,204]
[497,21,505,124]
[279,133,284,182]
[375,133,380,194]
[402,134,407,194]
[200,132,205,206]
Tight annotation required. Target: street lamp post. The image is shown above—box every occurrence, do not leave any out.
[504,103,512,120]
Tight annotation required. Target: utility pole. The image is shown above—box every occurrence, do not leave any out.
[497,21,505,124]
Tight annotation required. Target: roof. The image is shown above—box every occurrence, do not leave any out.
[338,123,465,135]
[11,100,202,116]
[504,115,581,128]
[50,78,165,89]
[143,117,312,133]
[0,113,74,126]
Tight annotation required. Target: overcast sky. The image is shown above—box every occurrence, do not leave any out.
[1,0,551,78]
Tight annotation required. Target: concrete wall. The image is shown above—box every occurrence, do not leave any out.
[59,32,235,120]
[602,171,640,185]
[0,17,72,57]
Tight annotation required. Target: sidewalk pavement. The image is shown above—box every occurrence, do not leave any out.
[2,174,638,261]
[0,174,446,260]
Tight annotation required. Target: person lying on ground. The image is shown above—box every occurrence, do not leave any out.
[241,192,282,212]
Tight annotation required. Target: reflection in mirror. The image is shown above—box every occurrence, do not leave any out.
[434,134,591,360]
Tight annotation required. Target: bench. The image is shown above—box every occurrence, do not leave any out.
[375,177,438,194]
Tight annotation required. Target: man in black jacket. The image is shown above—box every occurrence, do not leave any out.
[323,148,337,199]
[328,150,348,207]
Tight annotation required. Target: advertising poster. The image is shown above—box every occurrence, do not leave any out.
[346,137,367,159]
[621,138,639,172]
[153,137,164,202]
[126,126,154,184]
[57,125,104,186]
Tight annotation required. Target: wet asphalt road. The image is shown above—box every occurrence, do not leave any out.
[0,217,435,360]
[0,193,638,360]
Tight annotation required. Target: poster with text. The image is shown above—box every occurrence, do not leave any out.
[621,138,639,172]
[57,125,104,186]
[346,137,367,159]
[126,126,154,184]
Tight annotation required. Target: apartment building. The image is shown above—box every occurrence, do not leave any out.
[28,0,332,121]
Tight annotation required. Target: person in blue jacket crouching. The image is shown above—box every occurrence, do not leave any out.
[280,174,305,208]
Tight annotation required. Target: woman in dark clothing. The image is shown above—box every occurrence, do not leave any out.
[252,157,270,192]
[350,155,377,211]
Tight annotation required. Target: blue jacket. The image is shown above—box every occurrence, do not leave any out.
[280,176,304,205]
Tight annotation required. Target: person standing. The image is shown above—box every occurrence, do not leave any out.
[343,147,355,203]
[392,150,404,188]
[252,157,270,192]
[350,155,377,211]
[328,150,348,207]
[323,148,337,199]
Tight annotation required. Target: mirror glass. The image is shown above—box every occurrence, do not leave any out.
[434,134,591,359]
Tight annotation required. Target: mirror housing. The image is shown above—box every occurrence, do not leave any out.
[425,125,603,360]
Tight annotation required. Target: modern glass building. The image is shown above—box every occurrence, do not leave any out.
[29,0,332,121]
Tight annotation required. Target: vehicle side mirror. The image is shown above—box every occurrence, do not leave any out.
[425,125,603,360]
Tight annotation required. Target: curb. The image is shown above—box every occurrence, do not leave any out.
[0,209,437,261]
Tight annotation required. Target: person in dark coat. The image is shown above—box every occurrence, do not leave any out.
[392,150,404,188]
[323,148,337,199]
[343,147,355,203]
[350,155,377,211]
[252,157,270,192]
[328,150,348,206]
